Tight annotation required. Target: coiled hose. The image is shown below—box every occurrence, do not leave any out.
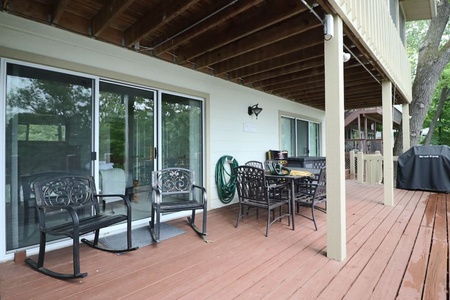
[215,155,239,204]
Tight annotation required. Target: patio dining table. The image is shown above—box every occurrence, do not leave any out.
[266,167,319,230]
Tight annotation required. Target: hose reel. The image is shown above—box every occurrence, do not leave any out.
[215,155,239,204]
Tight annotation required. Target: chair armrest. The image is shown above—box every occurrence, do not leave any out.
[151,189,162,204]
[95,193,131,206]
[193,185,207,205]
[193,184,206,193]
[38,204,80,228]
[296,182,318,194]
[95,193,132,216]
[267,182,289,190]
[297,182,318,188]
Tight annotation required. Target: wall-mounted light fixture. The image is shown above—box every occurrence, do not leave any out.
[248,104,263,119]
[343,52,351,62]
[324,14,334,40]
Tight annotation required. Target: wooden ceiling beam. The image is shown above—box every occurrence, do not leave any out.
[192,12,321,69]
[51,0,70,24]
[269,80,326,94]
[212,27,323,75]
[177,1,310,63]
[251,64,324,88]
[227,44,324,80]
[258,67,325,91]
[267,73,379,95]
[153,0,264,55]
[124,0,198,47]
[255,59,327,87]
[92,0,134,38]
[281,89,324,99]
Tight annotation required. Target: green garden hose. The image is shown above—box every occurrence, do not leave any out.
[215,155,239,204]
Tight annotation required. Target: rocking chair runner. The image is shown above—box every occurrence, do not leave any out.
[149,168,207,242]
[25,174,138,279]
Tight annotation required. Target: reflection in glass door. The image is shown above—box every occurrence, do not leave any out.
[99,81,155,221]
[281,116,320,157]
[160,92,204,186]
[297,120,309,156]
[281,117,295,156]
[5,63,93,250]
[3,64,205,253]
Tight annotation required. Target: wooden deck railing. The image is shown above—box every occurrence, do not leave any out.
[348,150,399,184]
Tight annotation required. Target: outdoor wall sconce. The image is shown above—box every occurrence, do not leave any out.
[248,104,263,119]
[324,14,334,40]
[343,52,351,62]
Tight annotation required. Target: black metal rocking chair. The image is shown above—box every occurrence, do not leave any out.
[149,168,207,243]
[25,174,138,279]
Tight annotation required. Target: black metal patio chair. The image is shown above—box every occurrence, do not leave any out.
[234,165,292,237]
[25,174,138,279]
[149,168,207,243]
[294,167,327,230]
[245,160,264,169]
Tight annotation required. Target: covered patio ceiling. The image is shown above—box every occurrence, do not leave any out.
[1,0,409,110]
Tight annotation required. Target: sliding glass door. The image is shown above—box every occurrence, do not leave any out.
[98,81,156,220]
[5,63,94,250]
[281,116,321,157]
[160,92,204,186]
[3,61,205,253]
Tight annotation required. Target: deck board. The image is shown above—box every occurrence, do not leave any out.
[1,180,449,300]
[423,194,448,300]
[370,191,430,300]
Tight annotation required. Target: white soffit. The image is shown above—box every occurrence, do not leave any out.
[400,0,437,21]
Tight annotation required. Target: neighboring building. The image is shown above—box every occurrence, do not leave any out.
[345,107,403,154]
[0,0,436,261]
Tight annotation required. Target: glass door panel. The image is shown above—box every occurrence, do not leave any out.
[281,117,295,156]
[296,120,309,156]
[5,63,93,250]
[99,81,155,221]
[160,92,203,186]
[309,123,320,156]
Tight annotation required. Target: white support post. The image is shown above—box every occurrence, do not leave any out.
[382,81,394,206]
[349,150,355,175]
[357,151,364,183]
[402,103,410,153]
[325,14,346,261]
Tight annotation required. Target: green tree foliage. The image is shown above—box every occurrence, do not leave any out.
[7,78,92,141]
[394,0,450,154]
[406,20,430,78]
[422,67,450,144]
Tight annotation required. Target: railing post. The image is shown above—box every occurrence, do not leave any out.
[357,151,364,183]
[350,150,355,175]
[374,151,383,184]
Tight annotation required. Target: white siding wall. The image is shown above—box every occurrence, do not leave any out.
[0,12,325,211]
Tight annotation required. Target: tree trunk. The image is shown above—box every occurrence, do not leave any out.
[423,87,450,145]
[393,0,450,155]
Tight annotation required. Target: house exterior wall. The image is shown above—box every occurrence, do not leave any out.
[0,11,325,258]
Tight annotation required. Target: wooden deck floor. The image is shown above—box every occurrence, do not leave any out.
[0,180,448,299]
